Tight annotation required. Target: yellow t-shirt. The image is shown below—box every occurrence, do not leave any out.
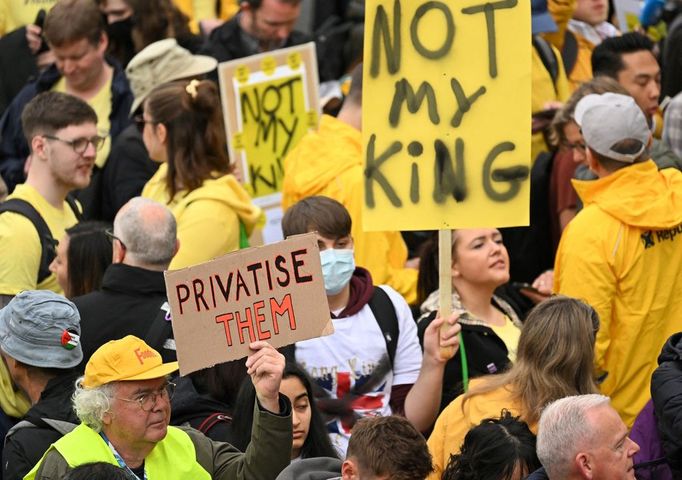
[490,315,521,362]
[52,76,112,168]
[0,184,79,295]
[172,0,239,32]
[0,0,57,35]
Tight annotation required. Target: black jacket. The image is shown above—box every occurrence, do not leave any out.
[170,376,234,443]
[651,332,682,474]
[418,309,512,412]
[72,263,174,369]
[99,124,159,222]
[2,371,81,480]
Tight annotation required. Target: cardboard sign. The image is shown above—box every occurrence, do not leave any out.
[164,233,333,375]
[218,43,321,203]
[362,0,531,231]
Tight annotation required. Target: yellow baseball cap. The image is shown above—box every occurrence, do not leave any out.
[83,335,179,388]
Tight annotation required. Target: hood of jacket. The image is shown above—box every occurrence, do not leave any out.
[572,160,682,230]
[25,371,81,426]
[658,332,682,365]
[283,115,362,198]
[147,163,263,234]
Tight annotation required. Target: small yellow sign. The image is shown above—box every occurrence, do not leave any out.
[236,65,250,84]
[261,56,277,76]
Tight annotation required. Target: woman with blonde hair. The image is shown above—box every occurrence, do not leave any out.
[141,79,262,269]
[426,295,599,480]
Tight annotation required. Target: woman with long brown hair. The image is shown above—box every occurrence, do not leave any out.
[426,296,600,480]
[141,79,262,269]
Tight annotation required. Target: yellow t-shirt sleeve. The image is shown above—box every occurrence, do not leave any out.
[0,212,42,295]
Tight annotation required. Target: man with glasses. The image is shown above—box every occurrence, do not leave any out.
[0,0,133,214]
[73,197,179,367]
[0,91,100,308]
[0,290,85,480]
[25,335,293,479]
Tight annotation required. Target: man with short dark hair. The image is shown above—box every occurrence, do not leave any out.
[202,0,306,63]
[0,0,132,204]
[73,197,179,366]
[276,415,434,480]
[282,196,460,455]
[554,92,682,426]
[592,33,661,125]
[0,92,99,304]
[0,290,84,480]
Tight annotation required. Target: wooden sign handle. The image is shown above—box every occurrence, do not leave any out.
[438,229,456,360]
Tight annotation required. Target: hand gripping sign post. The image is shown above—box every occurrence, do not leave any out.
[219,43,321,244]
[164,233,333,375]
[362,1,531,378]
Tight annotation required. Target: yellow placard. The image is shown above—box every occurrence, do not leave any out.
[362,0,531,231]
[238,74,308,197]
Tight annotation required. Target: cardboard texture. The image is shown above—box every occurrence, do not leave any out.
[362,0,531,231]
[164,233,332,375]
[218,42,321,203]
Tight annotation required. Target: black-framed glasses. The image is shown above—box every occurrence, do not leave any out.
[43,134,106,154]
[561,140,586,152]
[134,114,155,134]
[116,382,176,412]
[104,228,126,251]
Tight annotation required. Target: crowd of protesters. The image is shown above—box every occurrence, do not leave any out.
[1,0,682,478]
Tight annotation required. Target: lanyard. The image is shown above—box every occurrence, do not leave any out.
[99,432,148,480]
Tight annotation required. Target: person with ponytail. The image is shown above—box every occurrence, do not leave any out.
[416,229,522,412]
[140,79,262,269]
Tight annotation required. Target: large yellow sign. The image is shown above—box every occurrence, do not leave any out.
[362,0,531,231]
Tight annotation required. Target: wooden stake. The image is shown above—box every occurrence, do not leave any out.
[438,229,455,360]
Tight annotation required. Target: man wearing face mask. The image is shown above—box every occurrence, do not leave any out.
[281,196,461,456]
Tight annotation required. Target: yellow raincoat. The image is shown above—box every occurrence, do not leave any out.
[142,163,263,269]
[426,380,535,480]
[555,160,682,426]
[281,115,417,304]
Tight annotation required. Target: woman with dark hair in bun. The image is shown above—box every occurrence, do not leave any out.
[141,79,262,269]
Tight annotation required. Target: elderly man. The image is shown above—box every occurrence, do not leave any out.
[74,197,179,366]
[534,394,640,479]
[25,335,292,479]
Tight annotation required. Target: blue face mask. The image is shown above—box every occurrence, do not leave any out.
[320,248,355,295]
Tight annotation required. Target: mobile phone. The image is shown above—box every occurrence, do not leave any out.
[511,281,547,296]
[33,9,50,55]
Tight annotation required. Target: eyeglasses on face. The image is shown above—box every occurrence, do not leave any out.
[43,134,106,154]
[133,114,156,134]
[104,228,127,251]
[561,140,586,152]
[117,382,176,412]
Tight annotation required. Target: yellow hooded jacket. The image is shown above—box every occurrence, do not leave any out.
[142,163,263,269]
[426,380,533,480]
[554,160,682,426]
[281,114,418,304]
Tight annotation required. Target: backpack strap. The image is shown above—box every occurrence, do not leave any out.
[561,29,579,77]
[532,35,559,95]
[367,287,400,369]
[64,194,84,221]
[197,412,232,435]
[0,199,57,284]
